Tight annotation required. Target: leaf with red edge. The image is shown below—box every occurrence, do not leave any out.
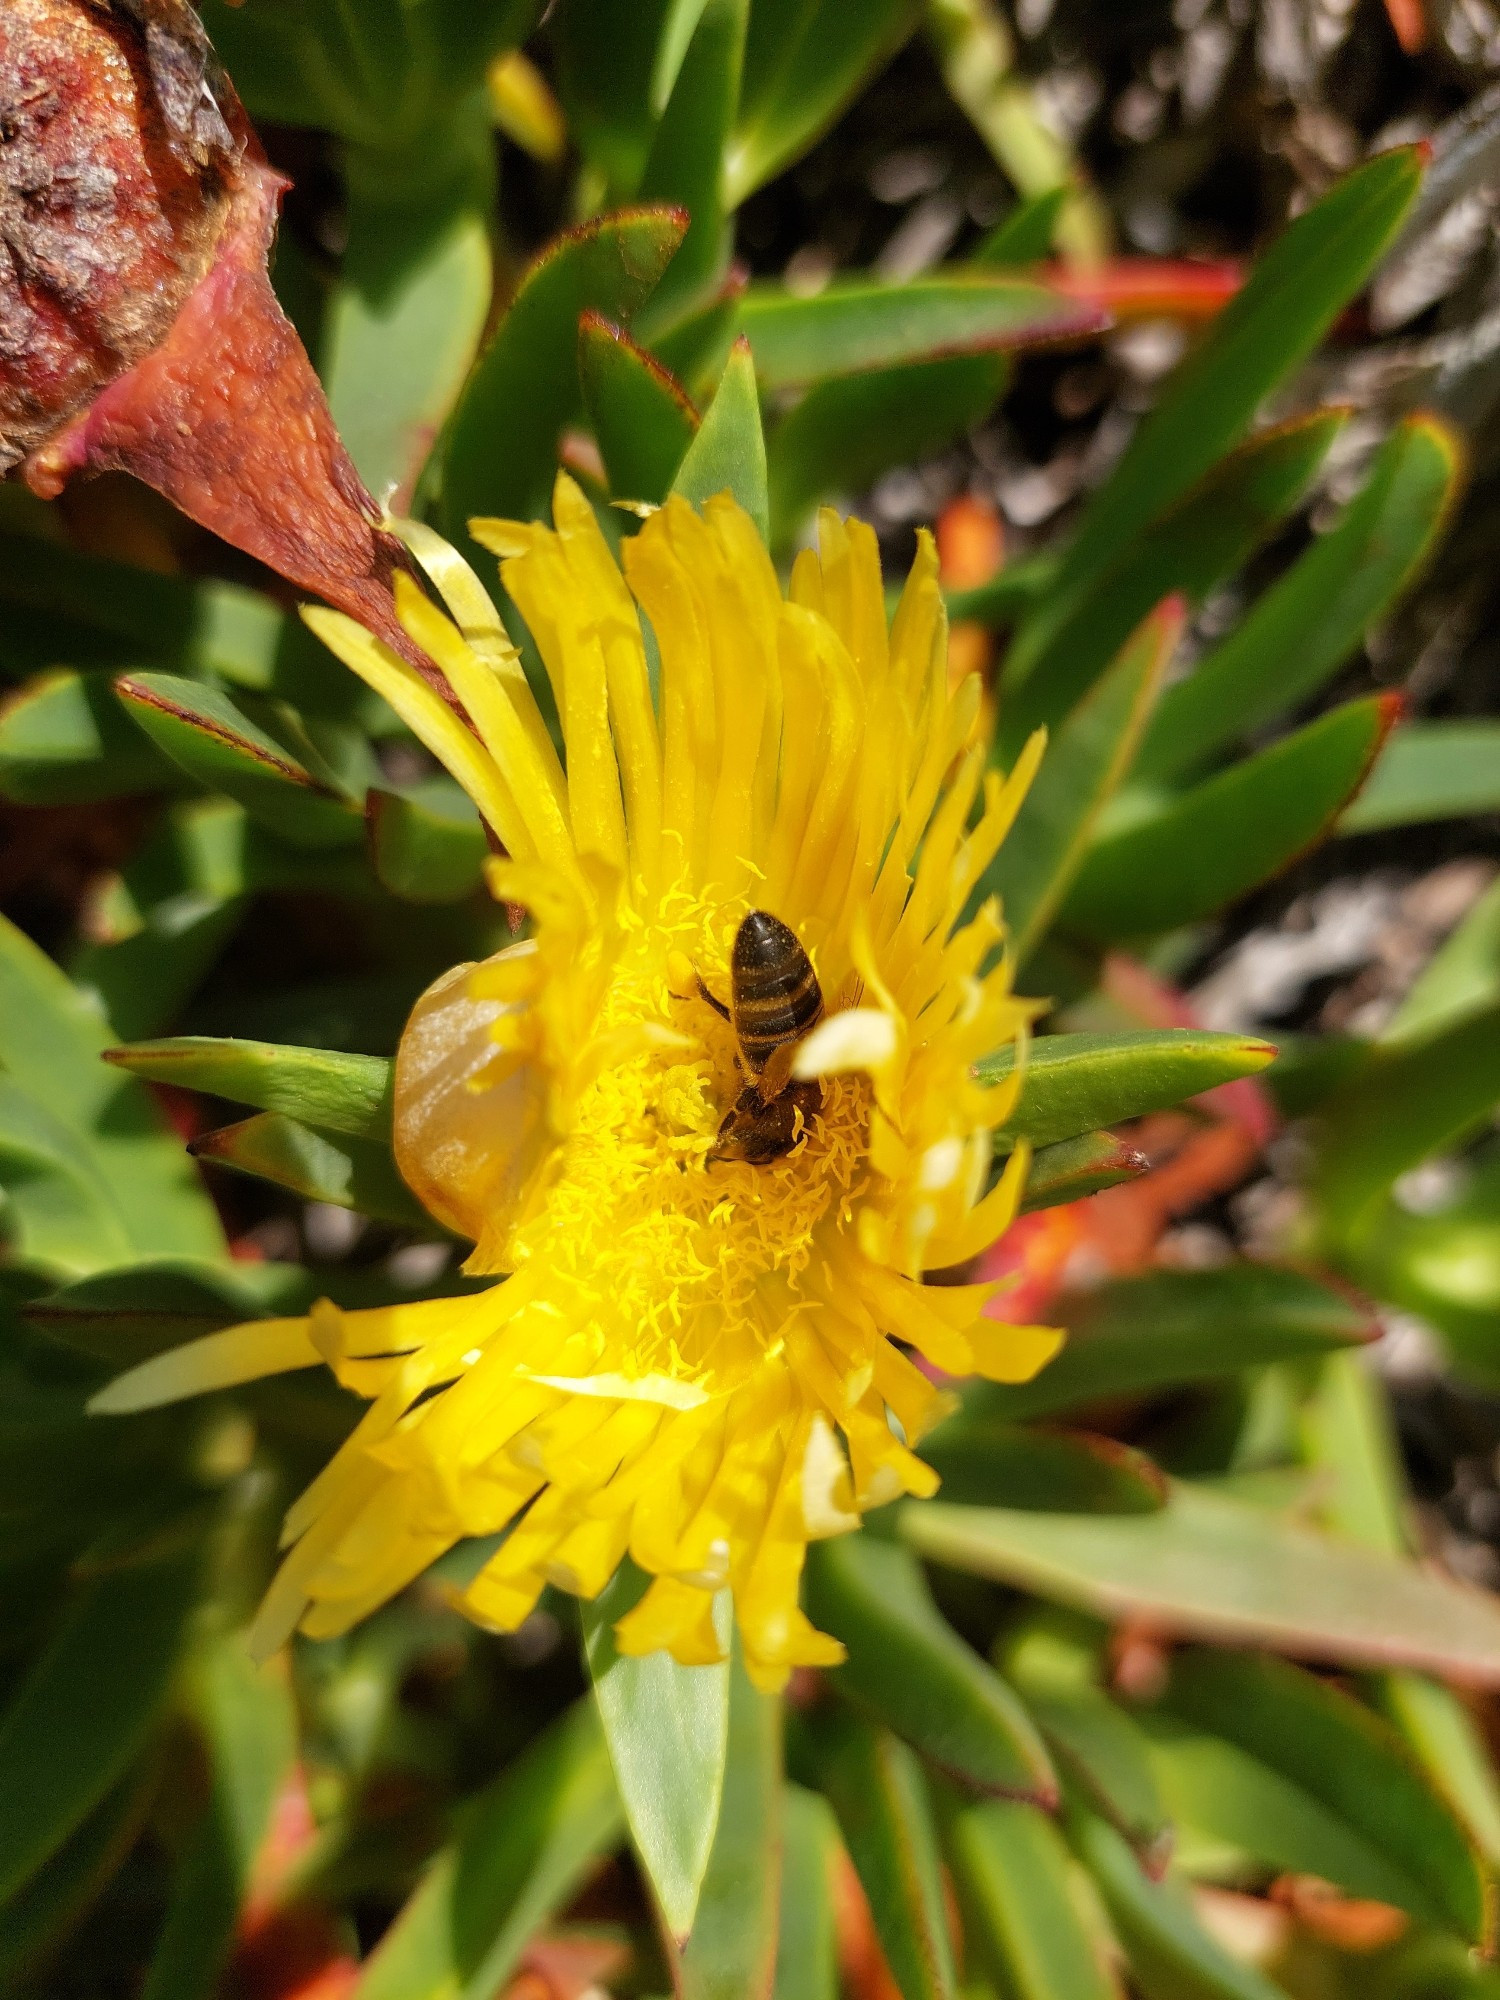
[1059,696,1401,942]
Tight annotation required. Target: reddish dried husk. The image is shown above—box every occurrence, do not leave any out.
[0,0,425,670]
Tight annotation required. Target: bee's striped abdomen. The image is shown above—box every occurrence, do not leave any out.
[730,911,823,1073]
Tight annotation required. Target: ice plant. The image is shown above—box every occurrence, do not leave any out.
[94,480,1061,1691]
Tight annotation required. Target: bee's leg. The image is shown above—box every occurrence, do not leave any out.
[756,1038,800,1100]
[695,973,731,1023]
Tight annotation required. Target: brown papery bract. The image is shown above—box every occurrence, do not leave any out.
[0,0,436,682]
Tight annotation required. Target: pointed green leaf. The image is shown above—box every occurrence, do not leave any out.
[949,1797,1118,2000]
[105,1039,393,1143]
[551,0,676,195]
[988,601,1178,960]
[964,1267,1373,1422]
[1138,415,1461,784]
[0,1523,208,1903]
[1001,1622,1168,1856]
[1021,1132,1148,1212]
[922,1422,1167,1514]
[580,312,699,504]
[1379,1673,1500,1874]
[1061,695,1398,941]
[674,1652,781,2000]
[730,0,920,202]
[367,780,489,904]
[440,206,689,533]
[0,1077,139,1277]
[328,188,494,504]
[1339,721,1500,832]
[583,1563,731,1946]
[0,669,176,804]
[114,674,364,849]
[767,354,1006,547]
[1314,999,1500,1237]
[0,913,223,1261]
[191,1113,428,1229]
[979,1030,1277,1153]
[356,1697,624,2000]
[1003,411,1347,745]
[636,0,747,330]
[672,337,769,539]
[1150,1649,1486,1941]
[736,276,1106,389]
[808,1707,957,2000]
[1072,1809,1286,2000]
[974,187,1070,265]
[1383,875,1500,1047]
[901,1479,1500,1682]
[23,1258,327,1368]
[1048,146,1423,603]
[772,1785,840,2000]
[804,1535,1058,1801]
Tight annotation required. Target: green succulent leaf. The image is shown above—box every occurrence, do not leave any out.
[22,1258,329,1369]
[440,206,690,535]
[807,1707,957,2000]
[579,312,700,505]
[0,1520,209,1905]
[1004,410,1348,746]
[1314,998,1500,1238]
[105,1039,394,1144]
[1045,145,1424,605]
[356,1696,624,2000]
[1145,1649,1487,1941]
[1339,721,1500,831]
[804,1535,1058,1802]
[987,599,1178,961]
[672,337,770,539]
[673,1653,782,2000]
[921,1422,1167,1514]
[1021,1131,1148,1211]
[1072,1809,1287,2000]
[552,0,679,195]
[965,1266,1373,1422]
[0,669,177,805]
[949,1797,1118,2000]
[771,1785,841,2000]
[766,354,1008,550]
[736,275,1106,389]
[901,1478,1500,1682]
[113,674,365,850]
[1137,414,1462,785]
[1061,695,1399,941]
[1001,1623,1169,1856]
[981,1029,1277,1152]
[582,1563,731,1947]
[730,0,921,202]
[367,780,490,904]
[1383,874,1500,1047]
[636,0,747,331]
[974,187,1070,265]
[190,1113,429,1229]
[0,913,223,1264]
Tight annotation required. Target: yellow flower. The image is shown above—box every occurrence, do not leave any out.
[93,479,1062,1692]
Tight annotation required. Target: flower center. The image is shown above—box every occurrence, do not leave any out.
[503,911,873,1394]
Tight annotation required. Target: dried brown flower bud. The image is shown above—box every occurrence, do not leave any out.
[0,0,425,671]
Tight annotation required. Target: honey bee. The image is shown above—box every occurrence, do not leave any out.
[698,910,825,1165]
